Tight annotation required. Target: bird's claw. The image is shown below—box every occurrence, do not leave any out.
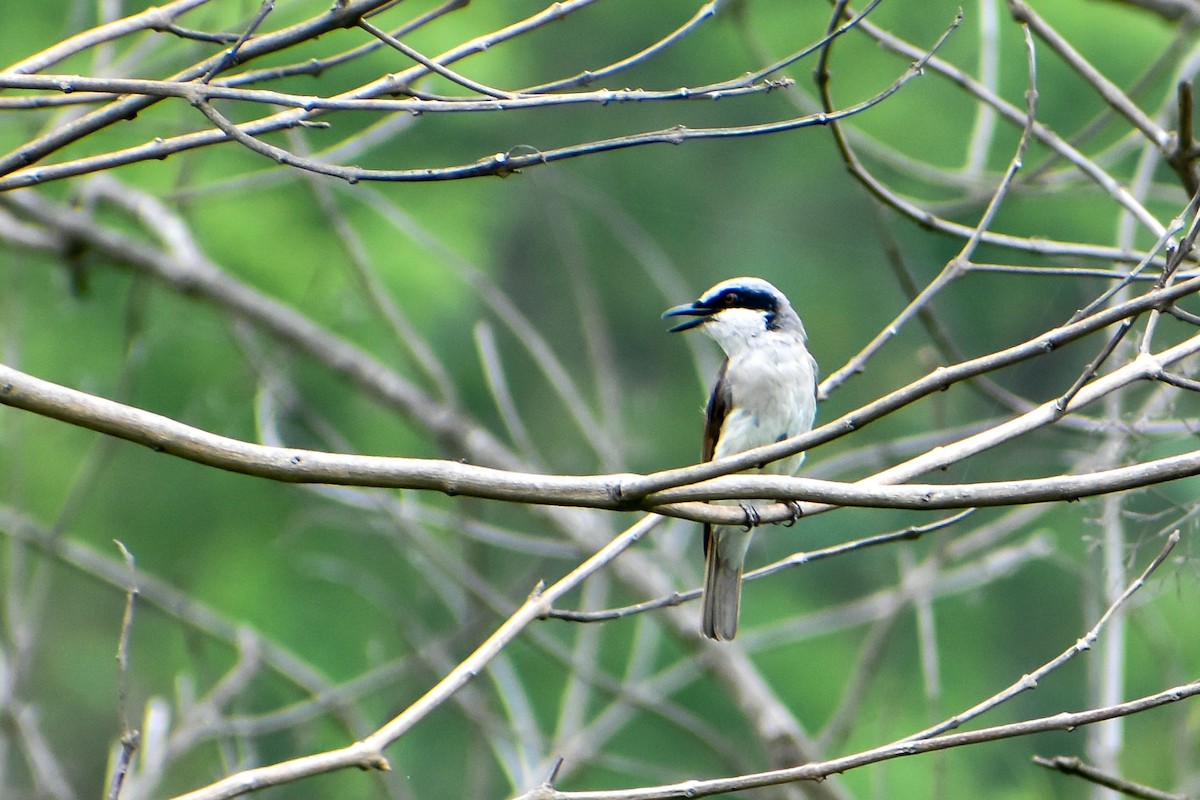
[739,503,761,530]
[782,501,803,527]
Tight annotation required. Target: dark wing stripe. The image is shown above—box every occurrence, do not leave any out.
[811,353,820,403]
[701,358,731,560]
[703,358,731,463]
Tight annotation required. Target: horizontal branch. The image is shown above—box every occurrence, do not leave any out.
[185,65,910,184]
[0,73,792,113]
[643,446,1200,515]
[4,358,1200,523]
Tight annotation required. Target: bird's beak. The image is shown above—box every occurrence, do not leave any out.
[662,301,713,332]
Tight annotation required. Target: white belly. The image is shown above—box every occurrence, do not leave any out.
[714,338,817,475]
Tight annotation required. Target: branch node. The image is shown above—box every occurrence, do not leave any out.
[360,753,390,771]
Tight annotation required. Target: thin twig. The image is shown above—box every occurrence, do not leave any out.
[217,0,469,87]
[1032,755,1191,800]
[1052,319,1134,417]
[1008,0,1171,150]
[358,18,516,99]
[0,71,792,112]
[904,531,1180,741]
[1157,371,1200,392]
[967,264,1197,280]
[510,679,1200,800]
[1070,209,1191,322]
[169,515,662,800]
[107,541,140,800]
[2,0,213,73]
[520,1,724,93]
[843,4,1167,238]
[819,19,1037,398]
[200,0,275,83]
[1140,191,1200,351]
[547,511,974,623]
[183,52,917,185]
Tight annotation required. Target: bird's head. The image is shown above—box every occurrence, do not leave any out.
[663,277,801,351]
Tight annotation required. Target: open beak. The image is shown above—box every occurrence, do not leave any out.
[662,301,713,332]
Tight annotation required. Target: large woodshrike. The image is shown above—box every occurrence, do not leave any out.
[664,277,818,640]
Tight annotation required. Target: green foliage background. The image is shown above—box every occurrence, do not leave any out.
[1,1,1198,798]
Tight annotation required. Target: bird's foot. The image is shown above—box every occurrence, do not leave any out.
[739,503,761,530]
[781,501,804,527]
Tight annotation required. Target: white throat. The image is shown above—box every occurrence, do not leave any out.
[702,308,775,356]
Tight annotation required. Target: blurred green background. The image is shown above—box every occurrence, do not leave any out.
[2,1,1199,798]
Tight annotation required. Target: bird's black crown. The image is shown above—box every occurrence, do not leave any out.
[702,285,779,314]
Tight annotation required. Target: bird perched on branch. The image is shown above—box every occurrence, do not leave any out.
[664,277,818,640]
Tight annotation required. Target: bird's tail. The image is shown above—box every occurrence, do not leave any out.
[701,527,750,641]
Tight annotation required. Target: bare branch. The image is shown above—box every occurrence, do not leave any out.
[182,63,910,185]
[819,20,1039,397]
[106,542,140,800]
[4,3,1200,798]
[5,329,1200,522]
[0,0,400,178]
[838,4,1168,239]
[1008,0,1172,150]
[547,511,975,624]
[511,680,1200,800]
[1032,755,1191,800]
[357,17,517,99]
[2,0,213,74]
[169,515,662,800]
[903,531,1179,741]
[199,0,276,83]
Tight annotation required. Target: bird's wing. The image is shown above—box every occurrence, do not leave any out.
[701,358,731,559]
[810,351,820,403]
[702,358,731,463]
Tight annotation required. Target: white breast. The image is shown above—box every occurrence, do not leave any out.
[714,333,817,476]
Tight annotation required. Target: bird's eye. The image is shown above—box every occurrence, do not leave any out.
[723,292,739,306]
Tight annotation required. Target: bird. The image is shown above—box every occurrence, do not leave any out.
[663,277,818,640]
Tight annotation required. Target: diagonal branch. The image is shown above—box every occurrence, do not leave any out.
[511,680,1200,800]
[168,515,663,800]
[1007,0,1171,151]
